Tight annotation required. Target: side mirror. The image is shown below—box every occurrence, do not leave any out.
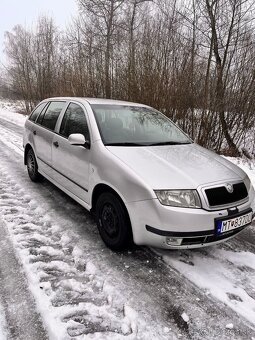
[68,133,90,149]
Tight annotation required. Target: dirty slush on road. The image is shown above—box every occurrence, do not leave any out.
[0,113,255,339]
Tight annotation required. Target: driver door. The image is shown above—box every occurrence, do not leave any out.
[51,102,91,203]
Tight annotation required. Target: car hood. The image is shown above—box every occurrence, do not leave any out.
[106,143,245,189]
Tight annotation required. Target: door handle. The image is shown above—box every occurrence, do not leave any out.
[53,141,59,148]
[33,130,36,135]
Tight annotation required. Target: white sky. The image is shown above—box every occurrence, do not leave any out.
[0,0,78,64]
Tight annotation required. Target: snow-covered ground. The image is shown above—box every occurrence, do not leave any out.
[0,303,7,340]
[227,157,255,188]
[0,101,255,339]
[0,99,27,126]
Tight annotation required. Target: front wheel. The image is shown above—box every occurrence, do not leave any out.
[26,148,43,182]
[95,192,133,250]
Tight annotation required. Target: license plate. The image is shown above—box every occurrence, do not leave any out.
[216,211,253,235]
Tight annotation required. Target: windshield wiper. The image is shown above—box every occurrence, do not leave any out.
[148,141,192,146]
[105,141,192,146]
[105,142,147,146]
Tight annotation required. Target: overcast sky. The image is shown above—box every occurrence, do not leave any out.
[0,0,78,64]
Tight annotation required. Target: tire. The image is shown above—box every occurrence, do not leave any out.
[26,148,43,182]
[95,192,133,250]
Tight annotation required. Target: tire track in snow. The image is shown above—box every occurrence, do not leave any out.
[0,168,143,339]
[0,218,48,340]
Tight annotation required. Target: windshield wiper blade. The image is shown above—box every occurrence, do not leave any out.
[105,141,192,146]
[148,141,191,146]
[105,142,147,146]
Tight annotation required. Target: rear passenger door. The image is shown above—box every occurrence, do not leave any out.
[52,102,91,203]
[33,101,66,177]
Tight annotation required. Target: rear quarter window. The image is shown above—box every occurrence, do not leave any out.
[29,102,47,122]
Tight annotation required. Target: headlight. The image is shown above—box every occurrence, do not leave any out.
[243,175,251,192]
[154,190,201,208]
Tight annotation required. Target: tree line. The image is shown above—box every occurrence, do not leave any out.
[3,0,255,156]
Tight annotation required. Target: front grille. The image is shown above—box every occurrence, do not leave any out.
[205,182,248,207]
[181,237,206,245]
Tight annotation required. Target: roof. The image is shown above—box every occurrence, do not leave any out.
[45,97,149,107]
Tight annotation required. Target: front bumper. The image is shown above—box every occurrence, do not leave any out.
[126,193,255,249]
[145,222,249,249]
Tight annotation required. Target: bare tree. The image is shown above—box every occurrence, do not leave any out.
[78,0,125,98]
[3,0,255,156]
[203,0,253,155]
[4,25,35,111]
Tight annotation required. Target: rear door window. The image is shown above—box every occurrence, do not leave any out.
[29,102,47,122]
[59,103,90,141]
[36,103,49,125]
[39,101,65,131]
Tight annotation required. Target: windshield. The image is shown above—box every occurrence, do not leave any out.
[91,104,192,146]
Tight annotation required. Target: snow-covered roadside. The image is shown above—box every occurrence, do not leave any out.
[226,156,255,188]
[0,100,26,127]
[0,122,23,155]
[157,246,255,330]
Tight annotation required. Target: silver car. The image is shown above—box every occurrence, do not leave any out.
[23,97,255,250]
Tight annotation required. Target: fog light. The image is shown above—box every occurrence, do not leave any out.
[166,237,183,246]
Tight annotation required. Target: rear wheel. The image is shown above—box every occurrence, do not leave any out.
[95,192,133,250]
[26,148,43,182]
